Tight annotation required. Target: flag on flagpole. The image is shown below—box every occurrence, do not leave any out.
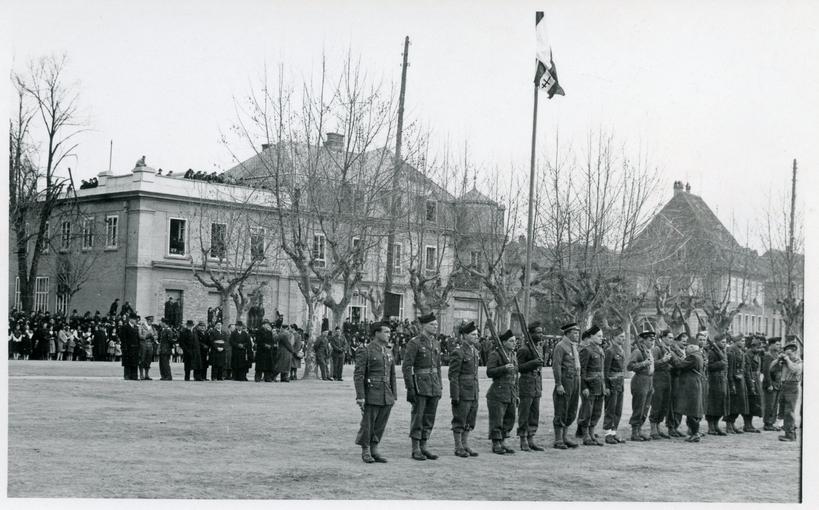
[534,11,565,98]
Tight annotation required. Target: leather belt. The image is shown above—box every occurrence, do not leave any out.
[368,376,389,382]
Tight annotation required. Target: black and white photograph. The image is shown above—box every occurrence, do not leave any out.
[2,0,816,507]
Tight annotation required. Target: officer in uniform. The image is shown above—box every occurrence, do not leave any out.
[578,325,606,446]
[603,328,627,444]
[486,329,519,454]
[762,337,783,431]
[449,321,481,458]
[517,321,545,452]
[137,316,156,380]
[401,312,442,461]
[552,322,581,449]
[648,329,674,439]
[628,328,655,441]
[354,321,397,463]
[157,317,177,380]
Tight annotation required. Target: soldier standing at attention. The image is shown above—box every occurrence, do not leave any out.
[776,341,802,442]
[578,326,606,446]
[516,322,546,452]
[704,332,728,435]
[603,328,627,444]
[674,334,706,442]
[762,337,783,431]
[331,328,349,381]
[313,330,331,380]
[354,322,397,463]
[137,316,156,380]
[742,336,764,433]
[724,335,749,434]
[628,329,655,441]
[648,329,674,439]
[157,317,177,381]
[664,332,688,437]
[552,322,581,449]
[486,330,519,455]
[449,321,481,458]
[401,312,442,461]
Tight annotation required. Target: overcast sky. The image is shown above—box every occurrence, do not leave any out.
[3,0,817,251]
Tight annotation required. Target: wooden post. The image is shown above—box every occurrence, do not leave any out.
[523,84,539,317]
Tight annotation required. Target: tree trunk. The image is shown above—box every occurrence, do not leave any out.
[220,291,233,326]
[302,300,319,379]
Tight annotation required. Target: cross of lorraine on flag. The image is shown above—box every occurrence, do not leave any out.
[534,11,565,99]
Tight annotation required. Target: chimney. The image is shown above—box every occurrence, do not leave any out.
[325,132,344,151]
[673,180,684,195]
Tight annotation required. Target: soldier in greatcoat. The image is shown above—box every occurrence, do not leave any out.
[401,312,442,461]
[254,320,275,382]
[449,321,481,457]
[603,328,627,444]
[724,335,749,433]
[486,330,519,455]
[627,329,655,441]
[578,325,606,446]
[664,332,688,437]
[704,333,729,435]
[742,335,764,432]
[674,335,706,442]
[648,329,675,439]
[762,337,783,431]
[516,321,545,452]
[552,322,581,449]
[354,321,397,463]
[120,313,141,381]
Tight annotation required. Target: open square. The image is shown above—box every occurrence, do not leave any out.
[7,360,801,501]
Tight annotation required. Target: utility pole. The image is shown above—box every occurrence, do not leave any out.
[382,36,410,315]
[108,140,113,173]
[786,158,797,334]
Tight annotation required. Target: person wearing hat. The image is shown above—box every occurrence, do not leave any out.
[516,321,546,452]
[178,320,202,381]
[254,320,276,382]
[578,325,606,446]
[740,335,764,433]
[137,316,156,380]
[664,331,689,437]
[313,330,332,381]
[209,322,227,381]
[273,323,295,382]
[120,313,141,381]
[762,337,783,431]
[354,321,397,463]
[647,329,675,439]
[627,327,656,441]
[330,328,350,382]
[775,340,802,442]
[723,334,749,434]
[704,333,728,435]
[448,320,481,458]
[603,328,628,444]
[401,312,442,460]
[193,321,211,381]
[486,329,519,454]
[551,322,581,449]
[230,321,253,381]
[673,334,706,442]
[157,317,177,380]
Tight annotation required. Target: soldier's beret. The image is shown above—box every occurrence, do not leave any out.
[783,342,798,352]
[459,321,477,335]
[527,321,542,333]
[561,322,579,333]
[499,329,514,342]
[418,312,436,324]
[582,325,600,339]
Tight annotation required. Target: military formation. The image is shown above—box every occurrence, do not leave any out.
[352,312,803,463]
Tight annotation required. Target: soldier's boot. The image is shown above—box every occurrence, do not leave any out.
[582,427,596,446]
[657,424,670,439]
[553,427,568,450]
[649,422,661,440]
[501,438,515,454]
[361,445,375,464]
[370,443,387,463]
[491,439,506,455]
[562,427,579,448]
[462,431,479,457]
[667,426,683,438]
[590,427,604,446]
[419,440,438,460]
[605,432,619,445]
[453,432,469,458]
[631,425,646,441]
[527,436,545,451]
[411,438,426,461]
[519,436,531,451]
[742,415,761,433]
[143,368,152,381]
[706,420,717,435]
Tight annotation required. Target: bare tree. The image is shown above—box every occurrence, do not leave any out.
[9,55,84,313]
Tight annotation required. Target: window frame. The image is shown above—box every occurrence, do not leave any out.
[105,215,119,249]
[209,222,227,260]
[392,243,402,275]
[34,276,49,312]
[424,245,437,274]
[250,227,266,262]
[60,221,71,252]
[425,200,438,223]
[313,233,326,268]
[167,217,188,257]
[81,216,95,251]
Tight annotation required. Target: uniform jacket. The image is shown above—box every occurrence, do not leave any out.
[119,323,141,367]
[580,343,605,395]
[705,344,728,417]
[652,341,673,374]
[517,342,543,398]
[744,349,763,416]
[674,348,705,417]
[313,334,330,360]
[762,353,782,390]
[401,332,442,397]
[486,349,519,403]
[726,344,749,415]
[448,343,480,401]
[158,326,177,355]
[604,344,626,392]
[354,340,397,406]
[628,344,654,376]
[552,338,580,388]
[330,333,349,355]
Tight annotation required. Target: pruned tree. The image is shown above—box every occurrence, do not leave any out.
[9,55,84,313]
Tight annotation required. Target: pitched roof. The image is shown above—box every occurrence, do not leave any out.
[458,187,497,205]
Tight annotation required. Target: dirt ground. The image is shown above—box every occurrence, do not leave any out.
[7,360,802,501]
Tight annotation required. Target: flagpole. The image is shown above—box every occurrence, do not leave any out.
[523,83,539,319]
